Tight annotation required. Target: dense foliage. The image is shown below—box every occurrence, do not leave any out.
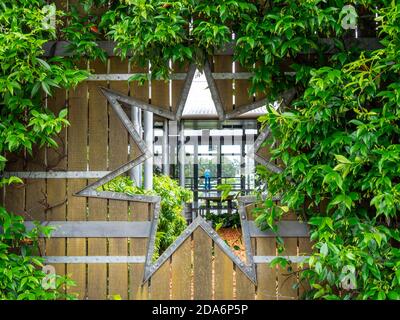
[0,1,85,300]
[2,0,400,300]
[0,205,76,299]
[98,175,192,258]
[256,2,400,299]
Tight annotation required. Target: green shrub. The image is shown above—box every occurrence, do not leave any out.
[256,2,400,300]
[98,175,192,259]
[0,205,76,300]
[0,1,84,300]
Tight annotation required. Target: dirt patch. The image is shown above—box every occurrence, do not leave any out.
[217,227,247,263]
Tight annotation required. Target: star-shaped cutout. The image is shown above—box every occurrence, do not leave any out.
[74,61,295,284]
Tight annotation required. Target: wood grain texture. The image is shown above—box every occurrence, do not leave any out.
[25,144,46,221]
[130,238,148,300]
[46,88,68,287]
[193,227,212,300]
[108,57,129,300]
[214,243,234,300]
[235,266,255,300]
[4,151,25,217]
[214,56,233,112]
[150,258,171,300]
[171,63,188,113]
[235,62,253,108]
[86,60,108,300]
[298,237,312,299]
[171,237,192,300]
[256,237,277,300]
[66,64,88,299]
[277,237,298,300]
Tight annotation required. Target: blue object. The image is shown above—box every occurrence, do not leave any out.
[204,169,211,190]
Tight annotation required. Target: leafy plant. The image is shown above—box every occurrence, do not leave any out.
[98,175,192,259]
[255,2,400,300]
[206,211,240,230]
[0,0,86,300]
[0,203,76,300]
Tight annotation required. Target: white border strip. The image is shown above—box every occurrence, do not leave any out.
[44,256,146,264]
[253,256,309,264]
[1,171,111,179]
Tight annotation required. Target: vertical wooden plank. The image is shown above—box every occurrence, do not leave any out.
[171,63,188,113]
[108,57,129,300]
[213,56,233,113]
[87,59,108,300]
[235,266,255,300]
[25,146,46,221]
[256,237,277,300]
[4,153,25,216]
[46,88,68,286]
[171,237,192,300]
[277,237,298,300]
[151,77,170,111]
[150,259,171,300]
[235,62,253,108]
[66,61,88,299]
[130,238,148,300]
[298,237,312,299]
[214,244,234,300]
[193,228,212,299]
[130,199,150,300]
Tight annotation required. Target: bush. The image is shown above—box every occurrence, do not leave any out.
[0,206,76,300]
[256,3,400,300]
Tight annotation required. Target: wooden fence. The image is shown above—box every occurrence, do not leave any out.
[0,53,312,300]
[0,0,380,300]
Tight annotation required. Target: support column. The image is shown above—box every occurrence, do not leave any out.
[179,122,185,188]
[162,120,170,176]
[240,127,246,195]
[130,107,142,186]
[193,136,199,219]
[144,110,153,190]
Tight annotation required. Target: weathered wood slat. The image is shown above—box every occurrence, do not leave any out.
[277,238,298,300]
[87,59,108,300]
[298,238,313,298]
[235,266,255,300]
[45,256,145,263]
[108,58,129,300]
[249,221,309,238]
[214,243,234,300]
[193,227,212,299]
[256,238,276,300]
[21,221,151,237]
[66,59,89,299]
[25,144,46,221]
[235,62,253,109]
[214,55,233,113]
[45,87,67,295]
[171,237,192,300]
[150,258,171,300]
[130,238,148,300]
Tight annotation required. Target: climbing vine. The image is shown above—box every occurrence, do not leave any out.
[0,0,86,299]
